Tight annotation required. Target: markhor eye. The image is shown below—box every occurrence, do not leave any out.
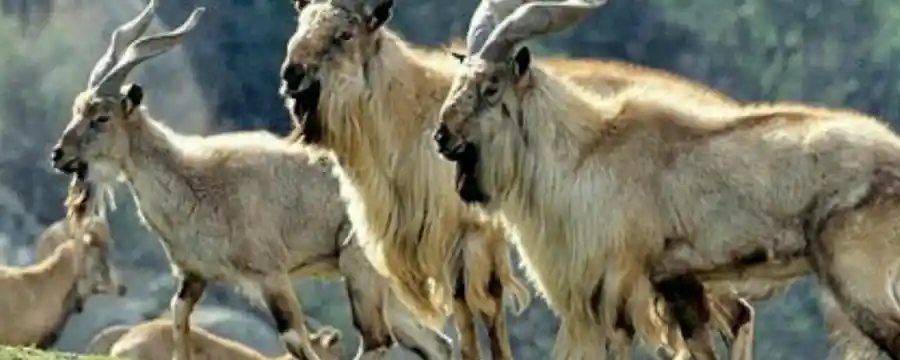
[96,115,110,123]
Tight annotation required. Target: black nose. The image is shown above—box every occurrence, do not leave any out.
[51,146,62,163]
[280,62,306,92]
[433,123,454,151]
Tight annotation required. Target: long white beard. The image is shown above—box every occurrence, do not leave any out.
[84,162,120,217]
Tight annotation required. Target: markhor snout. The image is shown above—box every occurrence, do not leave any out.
[50,145,86,179]
[432,122,467,162]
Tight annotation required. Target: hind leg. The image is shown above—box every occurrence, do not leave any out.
[813,196,900,359]
[263,275,324,360]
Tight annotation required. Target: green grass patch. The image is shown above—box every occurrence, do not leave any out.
[0,347,119,360]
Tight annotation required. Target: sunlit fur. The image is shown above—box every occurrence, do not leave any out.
[307,32,529,323]
[55,86,453,360]
[283,7,532,356]
[290,19,747,357]
[96,319,344,360]
[447,39,891,360]
[540,56,880,359]
[444,40,763,359]
[440,52,900,358]
[553,61,751,359]
[0,233,114,348]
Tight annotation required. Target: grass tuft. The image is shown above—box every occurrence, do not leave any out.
[0,346,120,360]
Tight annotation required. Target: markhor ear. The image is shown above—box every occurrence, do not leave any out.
[512,46,531,79]
[366,0,393,31]
[291,0,309,12]
[121,83,144,112]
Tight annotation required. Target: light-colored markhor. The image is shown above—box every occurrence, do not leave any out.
[436,0,900,359]
[449,22,878,359]
[87,319,344,360]
[0,218,121,349]
[48,2,452,360]
[280,1,531,359]
[444,35,759,360]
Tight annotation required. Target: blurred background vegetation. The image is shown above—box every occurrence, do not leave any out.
[0,0,897,359]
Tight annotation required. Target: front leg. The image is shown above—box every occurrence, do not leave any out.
[452,295,481,360]
[171,273,207,360]
[451,273,482,360]
[703,292,756,360]
[338,242,394,354]
[656,275,719,360]
[479,275,514,360]
[264,275,323,360]
[465,225,530,360]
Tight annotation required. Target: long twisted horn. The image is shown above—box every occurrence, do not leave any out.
[94,7,206,97]
[87,0,157,87]
[465,0,531,54]
[477,0,606,62]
